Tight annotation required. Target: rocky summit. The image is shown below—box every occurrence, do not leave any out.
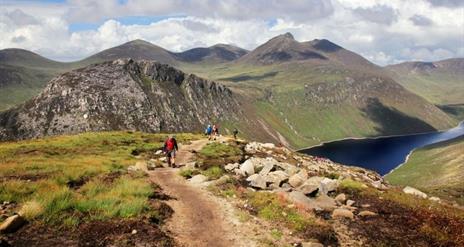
[0,59,241,141]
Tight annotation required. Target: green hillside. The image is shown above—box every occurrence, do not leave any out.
[386,135,464,205]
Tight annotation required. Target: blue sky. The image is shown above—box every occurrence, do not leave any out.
[0,0,463,64]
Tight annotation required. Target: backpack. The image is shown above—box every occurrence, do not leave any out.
[166,138,175,151]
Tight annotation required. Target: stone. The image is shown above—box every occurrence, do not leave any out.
[334,193,347,204]
[155,150,163,155]
[131,229,137,234]
[234,168,246,177]
[287,192,336,211]
[429,196,441,202]
[403,186,427,199]
[265,170,289,186]
[372,180,388,190]
[247,174,267,189]
[302,242,324,247]
[332,208,354,219]
[127,165,140,172]
[0,215,26,233]
[361,204,371,208]
[259,163,275,176]
[189,175,208,184]
[298,176,324,196]
[358,210,377,217]
[134,161,147,171]
[261,143,276,149]
[240,159,256,176]
[319,178,339,195]
[183,161,197,169]
[159,157,167,162]
[211,175,231,186]
[346,200,355,207]
[225,163,239,172]
[288,172,307,188]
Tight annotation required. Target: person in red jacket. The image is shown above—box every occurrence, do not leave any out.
[163,135,178,167]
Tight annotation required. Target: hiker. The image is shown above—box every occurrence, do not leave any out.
[163,135,178,167]
[233,128,239,139]
[205,124,212,137]
[212,124,219,140]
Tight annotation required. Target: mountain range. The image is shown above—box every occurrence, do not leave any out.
[0,33,462,148]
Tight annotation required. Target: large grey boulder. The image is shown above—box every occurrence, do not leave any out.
[287,191,336,211]
[259,163,275,176]
[240,159,256,176]
[298,176,324,196]
[246,174,267,189]
[288,170,308,187]
[265,170,289,187]
[403,186,427,199]
[319,178,339,195]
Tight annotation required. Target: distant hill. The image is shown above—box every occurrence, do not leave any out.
[386,135,464,205]
[385,58,464,105]
[176,44,248,63]
[81,39,178,66]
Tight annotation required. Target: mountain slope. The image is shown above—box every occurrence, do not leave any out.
[385,58,464,105]
[176,44,248,63]
[386,135,464,205]
[0,59,242,141]
[179,34,457,148]
[80,39,178,66]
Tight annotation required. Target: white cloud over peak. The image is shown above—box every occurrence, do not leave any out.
[0,0,462,65]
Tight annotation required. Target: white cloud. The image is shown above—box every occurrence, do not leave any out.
[0,0,462,65]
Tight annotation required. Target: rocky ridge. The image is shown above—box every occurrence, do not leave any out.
[0,59,242,141]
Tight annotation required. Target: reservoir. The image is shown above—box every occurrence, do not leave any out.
[300,122,464,175]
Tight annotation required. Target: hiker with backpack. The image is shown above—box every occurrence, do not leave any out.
[212,124,219,140]
[205,124,212,138]
[163,135,178,167]
[233,128,239,139]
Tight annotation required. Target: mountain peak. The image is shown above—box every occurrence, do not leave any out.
[282,32,294,40]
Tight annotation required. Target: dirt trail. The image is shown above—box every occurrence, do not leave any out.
[149,139,257,247]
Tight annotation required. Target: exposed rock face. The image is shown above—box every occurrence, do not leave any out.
[0,59,242,141]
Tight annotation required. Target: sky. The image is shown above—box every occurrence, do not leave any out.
[0,0,463,65]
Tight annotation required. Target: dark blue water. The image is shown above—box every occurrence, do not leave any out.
[300,122,464,175]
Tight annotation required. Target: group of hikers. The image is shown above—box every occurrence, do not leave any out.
[161,124,239,167]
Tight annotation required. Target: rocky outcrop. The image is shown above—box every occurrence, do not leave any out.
[0,59,242,141]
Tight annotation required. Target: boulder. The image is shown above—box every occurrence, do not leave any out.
[334,193,347,204]
[288,171,307,188]
[358,210,377,217]
[319,178,339,195]
[240,159,255,176]
[259,163,275,176]
[183,161,197,169]
[265,170,289,186]
[127,165,141,172]
[245,142,276,153]
[429,196,441,202]
[189,174,208,184]
[287,192,336,211]
[298,176,324,196]
[403,186,427,199]
[155,150,163,155]
[225,163,239,172]
[246,174,267,189]
[346,200,355,207]
[211,175,231,186]
[0,215,26,233]
[332,208,354,219]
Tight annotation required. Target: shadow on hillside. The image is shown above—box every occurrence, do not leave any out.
[362,98,436,136]
[220,71,278,82]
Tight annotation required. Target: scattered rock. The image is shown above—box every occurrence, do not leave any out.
[245,142,275,153]
[225,163,239,172]
[183,161,197,169]
[131,229,137,234]
[346,199,355,207]
[302,241,324,247]
[403,186,427,199]
[0,215,26,233]
[288,170,308,187]
[155,150,163,155]
[429,196,441,202]
[287,192,336,211]
[211,175,231,186]
[127,165,141,172]
[265,170,289,186]
[335,193,347,204]
[361,204,371,208]
[358,210,377,217]
[159,157,167,162]
[319,177,339,195]
[298,176,324,196]
[246,174,267,189]
[189,174,208,184]
[259,163,275,176]
[332,208,354,219]
[371,180,387,190]
[240,159,256,176]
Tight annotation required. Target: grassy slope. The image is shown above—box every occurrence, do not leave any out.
[391,72,464,105]
[0,131,199,225]
[386,136,464,204]
[179,62,456,148]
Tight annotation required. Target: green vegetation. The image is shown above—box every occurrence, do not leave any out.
[199,142,242,158]
[201,166,225,180]
[386,136,464,205]
[0,131,199,225]
[339,179,367,193]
